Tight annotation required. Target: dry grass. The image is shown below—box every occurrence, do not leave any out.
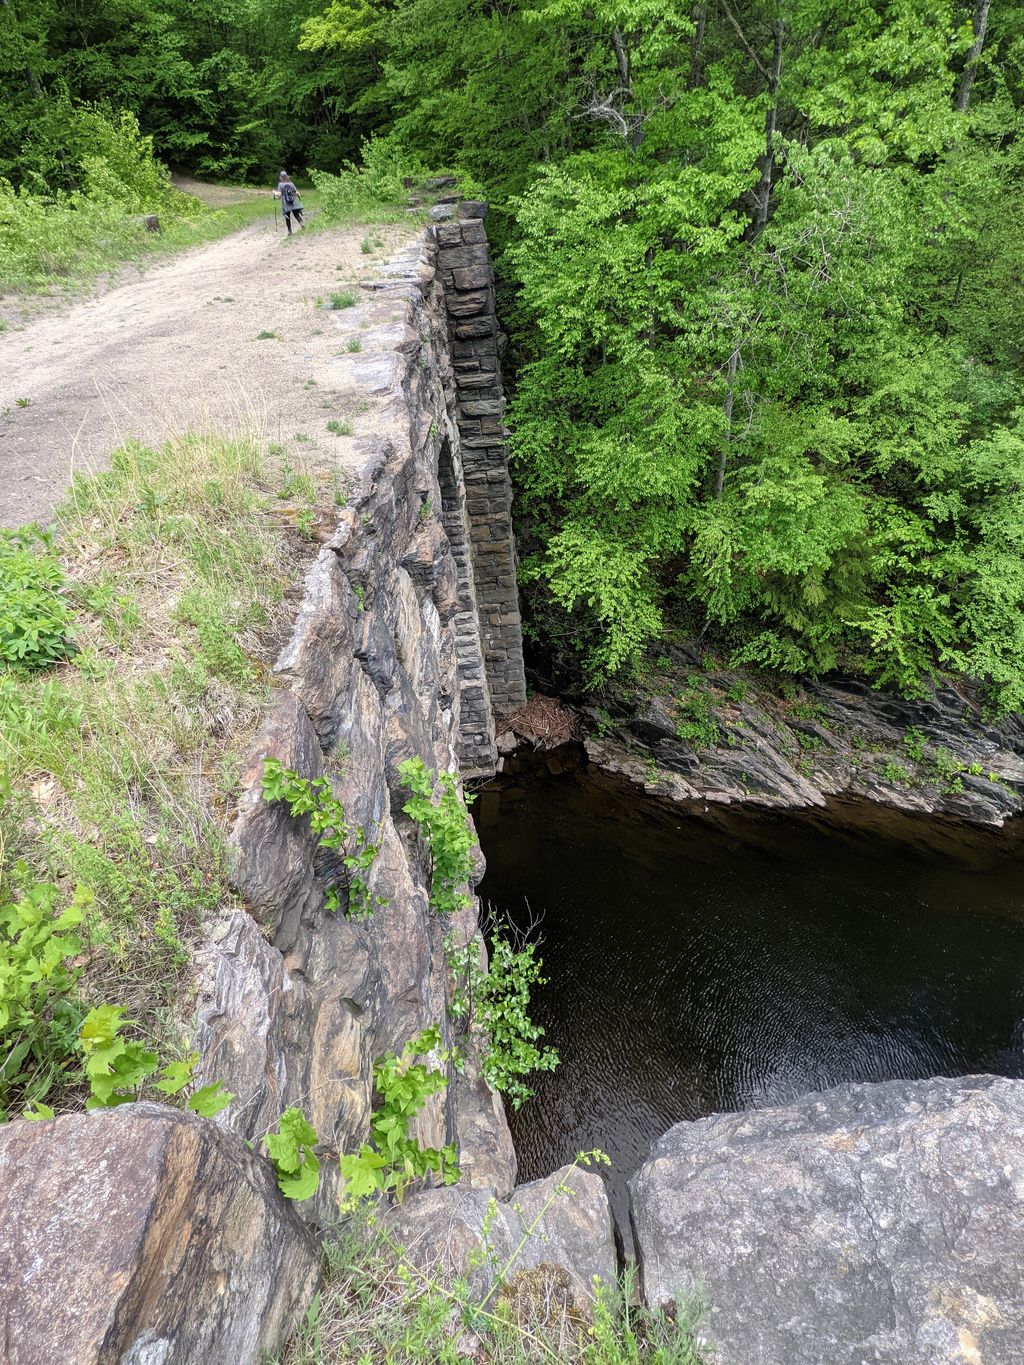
[279,1212,707,1365]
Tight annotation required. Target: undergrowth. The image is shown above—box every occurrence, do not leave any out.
[280,1155,707,1365]
[0,432,316,1109]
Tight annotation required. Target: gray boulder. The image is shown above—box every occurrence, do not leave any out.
[385,1163,616,1304]
[0,1103,318,1365]
[630,1076,1024,1365]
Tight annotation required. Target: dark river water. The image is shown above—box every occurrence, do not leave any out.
[474,753,1024,1241]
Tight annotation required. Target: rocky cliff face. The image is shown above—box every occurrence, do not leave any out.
[194,211,528,1214]
[588,653,1024,833]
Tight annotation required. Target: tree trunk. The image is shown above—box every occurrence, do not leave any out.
[955,0,992,114]
[689,4,707,89]
[752,23,785,235]
[610,27,631,90]
[714,348,739,499]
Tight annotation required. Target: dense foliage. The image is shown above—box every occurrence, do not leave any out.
[6,0,1024,705]
[335,0,1024,707]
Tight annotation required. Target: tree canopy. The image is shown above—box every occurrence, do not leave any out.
[5,0,1024,707]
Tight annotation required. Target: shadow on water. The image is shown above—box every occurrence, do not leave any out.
[474,747,1024,1249]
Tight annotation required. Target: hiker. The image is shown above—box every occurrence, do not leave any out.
[274,171,304,234]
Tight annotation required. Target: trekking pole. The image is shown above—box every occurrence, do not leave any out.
[274,196,279,233]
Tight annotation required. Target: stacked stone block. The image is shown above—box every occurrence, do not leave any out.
[433,204,528,717]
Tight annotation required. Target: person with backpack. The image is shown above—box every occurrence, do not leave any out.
[274,171,304,234]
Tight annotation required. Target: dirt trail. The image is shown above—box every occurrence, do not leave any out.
[0,215,416,528]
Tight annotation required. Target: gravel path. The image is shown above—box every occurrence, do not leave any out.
[0,216,416,528]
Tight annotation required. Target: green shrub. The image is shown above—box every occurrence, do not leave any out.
[674,679,720,750]
[311,135,425,224]
[448,931,558,1110]
[0,527,75,670]
[903,726,927,762]
[0,109,194,289]
[0,882,88,1119]
[399,758,476,915]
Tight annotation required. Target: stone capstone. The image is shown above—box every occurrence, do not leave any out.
[385,1164,616,1304]
[629,1076,1024,1365]
[0,1103,318,1365]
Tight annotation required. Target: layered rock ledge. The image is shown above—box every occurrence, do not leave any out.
[589,661,1024,831]
[0,1104,318,1364]
[194,211,527,1216]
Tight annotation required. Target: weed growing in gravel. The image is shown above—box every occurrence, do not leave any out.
[255,329,279,340]
[346,337,362,353]
[326,419,351,437]
[330,291,357,308]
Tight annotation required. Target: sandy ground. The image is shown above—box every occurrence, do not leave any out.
[0,214,417,528]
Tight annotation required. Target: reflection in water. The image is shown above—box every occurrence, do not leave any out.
[475,757,1024,1240]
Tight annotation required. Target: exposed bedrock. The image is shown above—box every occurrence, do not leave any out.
[384,1164,617,1304]
[194,212,526,1219]
[589,658,1024,832]
[629,1076,1024,1365]
[0,1104,318,1365]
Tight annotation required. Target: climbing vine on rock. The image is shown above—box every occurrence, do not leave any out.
[398,757,476,915]
[76,1005,233,1115]
[261,757,386,919]
[265,1106,321,1201]
[338,1025,460,1209]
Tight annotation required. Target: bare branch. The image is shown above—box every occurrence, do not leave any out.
[718,0,770,81]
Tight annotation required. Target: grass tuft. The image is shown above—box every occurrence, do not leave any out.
[278,1211,707,1365]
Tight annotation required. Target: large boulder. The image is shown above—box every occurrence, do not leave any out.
[385,1163,616,1304]
[0,1103,319,1365]
[630,1076,1024,1365]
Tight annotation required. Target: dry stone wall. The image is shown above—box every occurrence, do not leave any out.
[194,213,526,1219]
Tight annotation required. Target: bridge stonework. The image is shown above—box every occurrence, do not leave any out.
[434,206,528,754]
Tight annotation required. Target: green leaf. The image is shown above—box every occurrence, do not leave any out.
[154,1053,199,1096]
[22,1102,55,1121]
[187,1081,234,1117]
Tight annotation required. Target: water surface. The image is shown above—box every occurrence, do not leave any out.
[475,756,1024,1240]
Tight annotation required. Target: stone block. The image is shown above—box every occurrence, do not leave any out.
[0,1104,319,1365]
[438,246,485,271]
[460,399,503,417]
[455,316,498,340]
[446,290,490,318]
[435,224,465,248]
[457,201,489,221]
[460,219,489,243]
[453,265,492,291]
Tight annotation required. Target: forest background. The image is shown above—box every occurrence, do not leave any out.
[4,0,1024,709]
